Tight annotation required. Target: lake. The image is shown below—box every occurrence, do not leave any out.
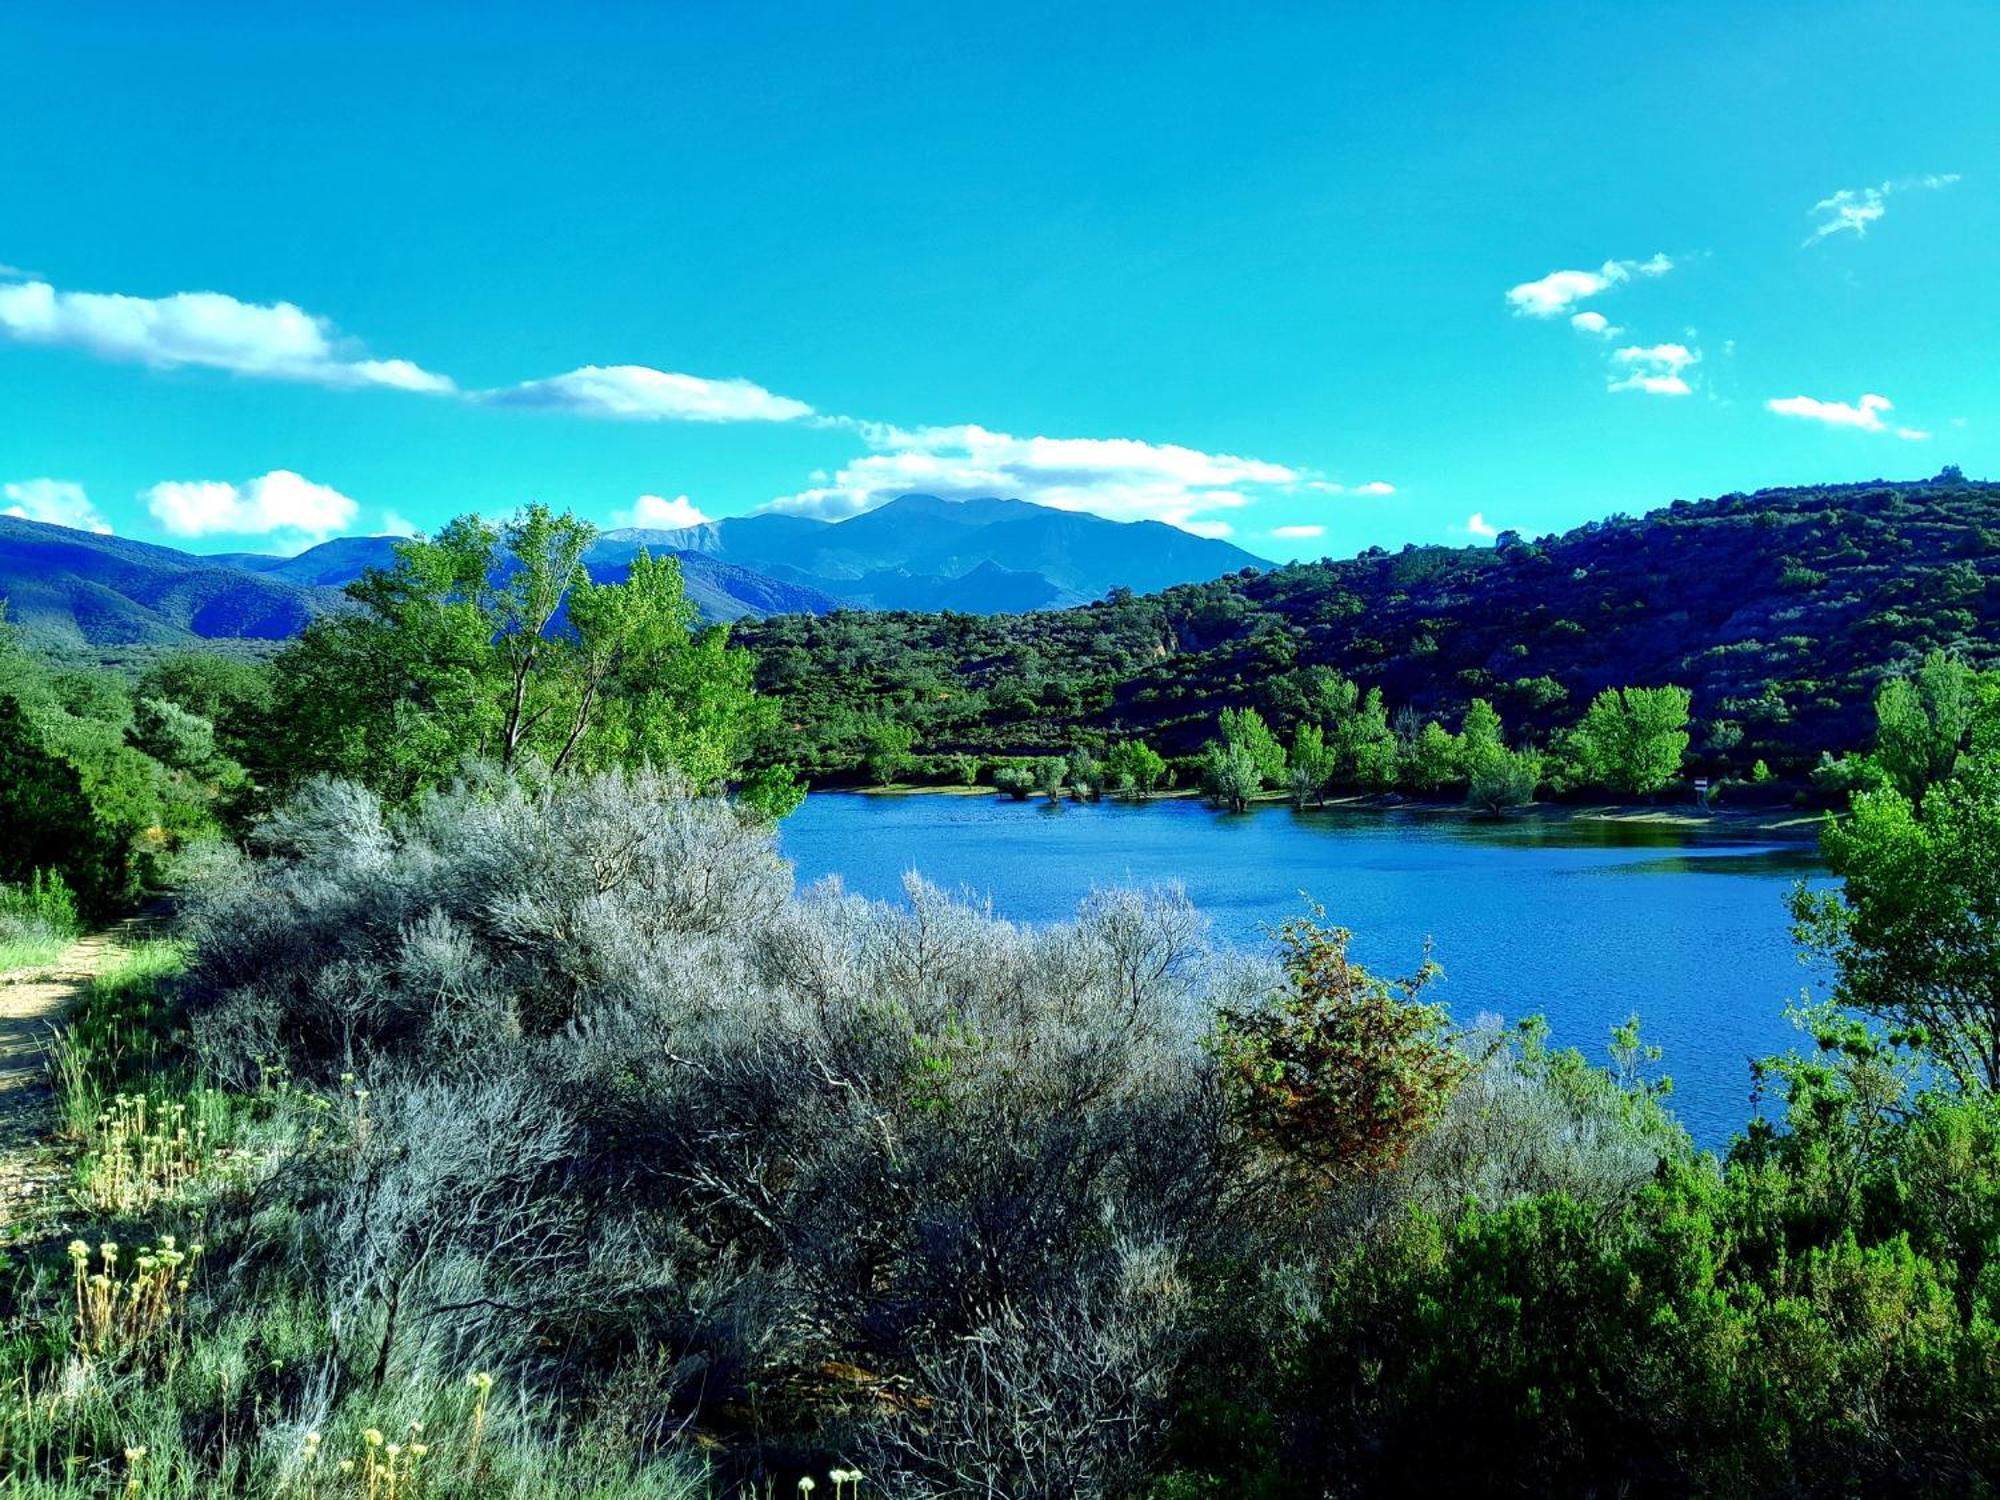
[780,791,1833,1149]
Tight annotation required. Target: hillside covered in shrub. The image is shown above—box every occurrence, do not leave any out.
[739,472,1999,782]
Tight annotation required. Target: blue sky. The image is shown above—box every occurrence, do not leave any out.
[0,1,1992,562]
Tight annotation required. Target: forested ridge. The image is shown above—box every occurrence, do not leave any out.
[740,471,1999,781]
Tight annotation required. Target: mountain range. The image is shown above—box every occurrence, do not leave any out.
[0,494,1265,649]
[637,493,1268,610]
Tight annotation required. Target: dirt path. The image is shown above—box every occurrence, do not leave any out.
[0,914,164,1225]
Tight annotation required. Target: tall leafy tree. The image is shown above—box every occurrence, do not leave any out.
[1795,753,2000,1092]
[1567,686,1691,796]
[1106,739,1168,797]
[264,505,801,813]
[1399,719,1464,792]
[1289,723,1337,807]
[1459,698,1539,813]
[1217,707,1287,786]
[1201,741,1265,813]
[1872,650,1997,807]
[1333,685,1399,789]
[0,694,126,911]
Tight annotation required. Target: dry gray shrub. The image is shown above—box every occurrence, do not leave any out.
[170,763,1678,1490]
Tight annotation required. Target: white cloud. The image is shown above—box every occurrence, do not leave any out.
[765,421,1298,534]
[143,469,358,541]
[476,364,812,423]
[3,478,111,534]
[618,493,714,530]
[0,278,452,392]
[1353,480,1396,495]
[1272,524,1325,539]
[1180,519,1236,539]
[1608,342,1700,396]
[1765,391,1929,439]
[1465,513,1498,538]
[1506,253,1673,317]
[1806,173,1961,244]
[378,510,420,538]
[1571,310,1622,338]
[0,263,36,281]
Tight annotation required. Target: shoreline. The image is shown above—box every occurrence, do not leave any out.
[826,782,1827,840]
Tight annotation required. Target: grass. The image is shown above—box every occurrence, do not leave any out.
[0,933,858,1498]
[0,872,83,974]
[45,942,192,1137]
[0,932,69,973]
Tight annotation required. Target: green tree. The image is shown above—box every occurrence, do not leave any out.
[1201,741,1265,812]
[129,697,222,776]
[263,507,799,812]
[1401,719,1464,793]
[1218,707,1287,786]
[0,695,126,911]
[992,763,1036,800]
[1568,685,1691,796]
[859,718,916,785]
[1457,698,1539,813]
[1466,744,1542,814]
[1288,723,1337,808]
[1461,697,1504,761]
[1794,753,2000,1091]
[1331,686,1399,789]
[1872,650,1996,806]
[1066,747,1107,800]
[1215,911,1463,1184]
[1106,739,1168,798]
[1032,755,1067,801]
[136,651,273,767]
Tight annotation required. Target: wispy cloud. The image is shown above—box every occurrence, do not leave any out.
[1271,524,1325,539]
[1570,310,1622,338]
[143,469,359,542]
[1805,173,1961,245]
[1608,342,1700,396]
[0,277,452,392]
[3,478,111,534]
[617,493,714,529]
[1305,479,1396,496]
[1506,253,1672,318]
[766,421,1298,535]
[1464,512,1498,538]
[475,364,812,423]
[1766,391,1929,439]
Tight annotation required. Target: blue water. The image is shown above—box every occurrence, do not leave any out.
[779,792,1833,1149]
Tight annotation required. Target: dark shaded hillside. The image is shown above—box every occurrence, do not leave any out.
[738,473,2000,778]
[0,517,843,651]
[0,517,339,648]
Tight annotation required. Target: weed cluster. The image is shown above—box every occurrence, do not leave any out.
[78,1093,217,1212]
[69,1236,200,1364]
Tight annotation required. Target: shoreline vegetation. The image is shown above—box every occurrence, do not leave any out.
[3,492,2000,1493]
[838,780,1829,835]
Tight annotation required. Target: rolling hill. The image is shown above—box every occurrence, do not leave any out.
[737,472,2000,780]
[0,519,845,649]
[0,517,339,648]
